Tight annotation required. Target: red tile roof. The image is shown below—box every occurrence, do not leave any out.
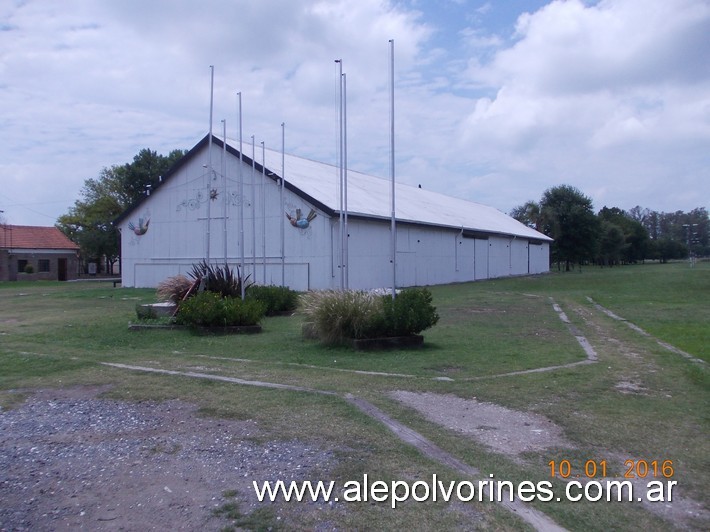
[0,225,80,251]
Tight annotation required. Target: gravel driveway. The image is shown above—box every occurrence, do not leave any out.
[0,386,334,531]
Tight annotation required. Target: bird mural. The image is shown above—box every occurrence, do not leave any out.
[286,208,317,229]
[128,217,150,236]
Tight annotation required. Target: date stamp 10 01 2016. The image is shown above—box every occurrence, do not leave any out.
[548,459,674,480]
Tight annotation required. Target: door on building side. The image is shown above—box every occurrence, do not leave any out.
[58,258,68,281]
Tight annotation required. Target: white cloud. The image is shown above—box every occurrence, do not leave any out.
[454,0,710,210]
[0,0,433,224]
[0,0,708,226]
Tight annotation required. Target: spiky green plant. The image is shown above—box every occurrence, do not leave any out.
[188,260,253,298]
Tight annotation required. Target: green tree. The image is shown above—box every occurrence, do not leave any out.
[629,206,709,258]
[57,148,185,273]
[597,221,625,266]
[651,238,687,263]
[684,207,709,257]
[597,206,650,263]
[539,185,600,271]
[510,200,542,230]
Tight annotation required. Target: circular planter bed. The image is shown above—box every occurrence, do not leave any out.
[128,322,184,331]
[350,334,424,351]
[128,323,262,334]
[192,325,263,335]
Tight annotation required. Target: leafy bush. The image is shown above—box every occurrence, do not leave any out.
[377,287,439,337]
[176,291,223,326]
[24,264,34,274]
[156,274,194,303]
[247,285,299,316]
[176,291,265,327]
[188,260,253,298]
[300,288,439,345]
[222,297,267,326]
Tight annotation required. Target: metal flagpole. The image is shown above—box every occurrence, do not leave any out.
[335,59,344,290]
[207,65,214,263]
[280,122,285,287]
[261,141,266,285]
[389,40,396,299]
[222,119,228,263]
[343,72,349,289]
[238,92,245,300]
[251,135,256,281]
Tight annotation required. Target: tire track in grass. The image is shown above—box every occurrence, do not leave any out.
[586,297,706,365]
[459,298,598,381]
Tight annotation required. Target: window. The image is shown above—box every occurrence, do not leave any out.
[17,259,27,273]
[38,259,50,273]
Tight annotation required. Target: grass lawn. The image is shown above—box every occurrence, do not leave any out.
[0,261,708,530]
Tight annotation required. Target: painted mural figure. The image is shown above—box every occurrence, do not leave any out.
[128,217,150,235]
[286,208,317,229]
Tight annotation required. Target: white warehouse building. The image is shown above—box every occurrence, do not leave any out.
[116,135,551,290]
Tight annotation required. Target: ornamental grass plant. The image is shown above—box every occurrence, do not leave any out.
[156,274,193,303]
[299,288,439,345]
[299,290,383,345]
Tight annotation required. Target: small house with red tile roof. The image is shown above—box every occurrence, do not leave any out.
[0,225,80,281]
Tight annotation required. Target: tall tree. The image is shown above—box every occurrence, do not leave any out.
[685,207,709,257]
[597,221,625,266]
[510,200,542,230]
[598,206,650,263]
[652,238,687,263]
[629,205,709,258]
[539,185,600,271]
[57,148,185,273]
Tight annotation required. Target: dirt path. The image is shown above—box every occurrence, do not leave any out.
[389,391,574,460]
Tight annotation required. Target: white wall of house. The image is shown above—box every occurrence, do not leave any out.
[119,142,550,290]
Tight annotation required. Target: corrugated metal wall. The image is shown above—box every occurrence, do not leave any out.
[119,143,550,290]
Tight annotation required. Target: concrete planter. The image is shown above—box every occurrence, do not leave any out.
[135,302,178,320]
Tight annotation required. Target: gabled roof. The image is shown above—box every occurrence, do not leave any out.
[0,225,80,251]
[117,134,552,242]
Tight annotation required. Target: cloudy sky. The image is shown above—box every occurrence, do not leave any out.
[1,0,708,227]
